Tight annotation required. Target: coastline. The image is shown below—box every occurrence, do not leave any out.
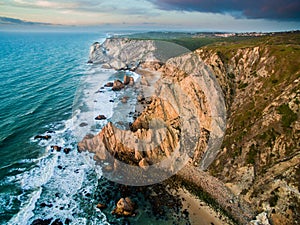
[132,68,238,225]
[92,65,237,224]
[81,38,255,224]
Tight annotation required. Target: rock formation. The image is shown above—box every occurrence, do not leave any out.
[112,197,136,217]
[80,34,300,224]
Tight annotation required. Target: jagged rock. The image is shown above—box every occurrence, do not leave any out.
[112,80,125,91]
[95,115,106,120]
[112,197,136,217]
[139,158,149,170]
[250,212,270,225]
[51,145,62,151]
[34,135,51,140]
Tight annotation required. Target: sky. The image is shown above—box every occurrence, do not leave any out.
[0,0,300,32]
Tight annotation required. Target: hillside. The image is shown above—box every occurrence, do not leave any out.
[197,32,300,224]
[83,32,299,224]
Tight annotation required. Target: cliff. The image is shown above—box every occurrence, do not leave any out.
[79,33,300,224]
[197,33,300,225]
[80,39,227,185]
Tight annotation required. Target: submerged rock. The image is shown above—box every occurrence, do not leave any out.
[34,135,51,140]
[121,96,129,104]
[96,203,107,209]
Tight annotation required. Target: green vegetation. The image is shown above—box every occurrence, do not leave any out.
[246,144,257,164]
[277,104,298,128]
[269,190,279,207]
[238,82,248,89]
[120,31,265,51]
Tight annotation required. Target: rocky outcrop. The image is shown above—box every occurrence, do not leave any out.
[89,38,190,70]
[112,197,136,217]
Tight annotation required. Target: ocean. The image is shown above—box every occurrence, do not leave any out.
[0,31,199,225]
[0,31,116,224]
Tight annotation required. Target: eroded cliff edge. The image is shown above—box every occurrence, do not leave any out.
[197,34,300,225]
[79,35,300,224]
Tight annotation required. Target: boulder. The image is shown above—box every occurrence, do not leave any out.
[31,218,52,225]
[121,96,129,104]
[112,197,136,217]
[34,135,51,140]
[104,82,114,87]
[129,77,135,86]
[112,80,125,91]
[63,148,71,154]
[123,75,131,85]
[51,219,63,225]
[51,145,62,151]
[95,115,107,120]
[96,203,107,209]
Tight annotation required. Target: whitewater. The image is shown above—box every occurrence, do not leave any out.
[0,31,140,225]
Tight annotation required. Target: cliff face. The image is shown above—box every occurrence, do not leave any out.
[80,34,300,224]
[197,35,300,224]
[89,38,190,70]
[80,39,226,186]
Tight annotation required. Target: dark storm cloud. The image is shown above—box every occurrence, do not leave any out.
[149,0,300,20]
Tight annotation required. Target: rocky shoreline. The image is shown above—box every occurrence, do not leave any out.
[77,38,259,224]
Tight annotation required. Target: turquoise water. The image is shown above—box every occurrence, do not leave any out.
[0,32,195,225]
[0,32,110,224]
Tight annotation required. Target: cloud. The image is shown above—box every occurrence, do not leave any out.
[148,0,300,21]
[0,16,53,25]
[8,0,158,16]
